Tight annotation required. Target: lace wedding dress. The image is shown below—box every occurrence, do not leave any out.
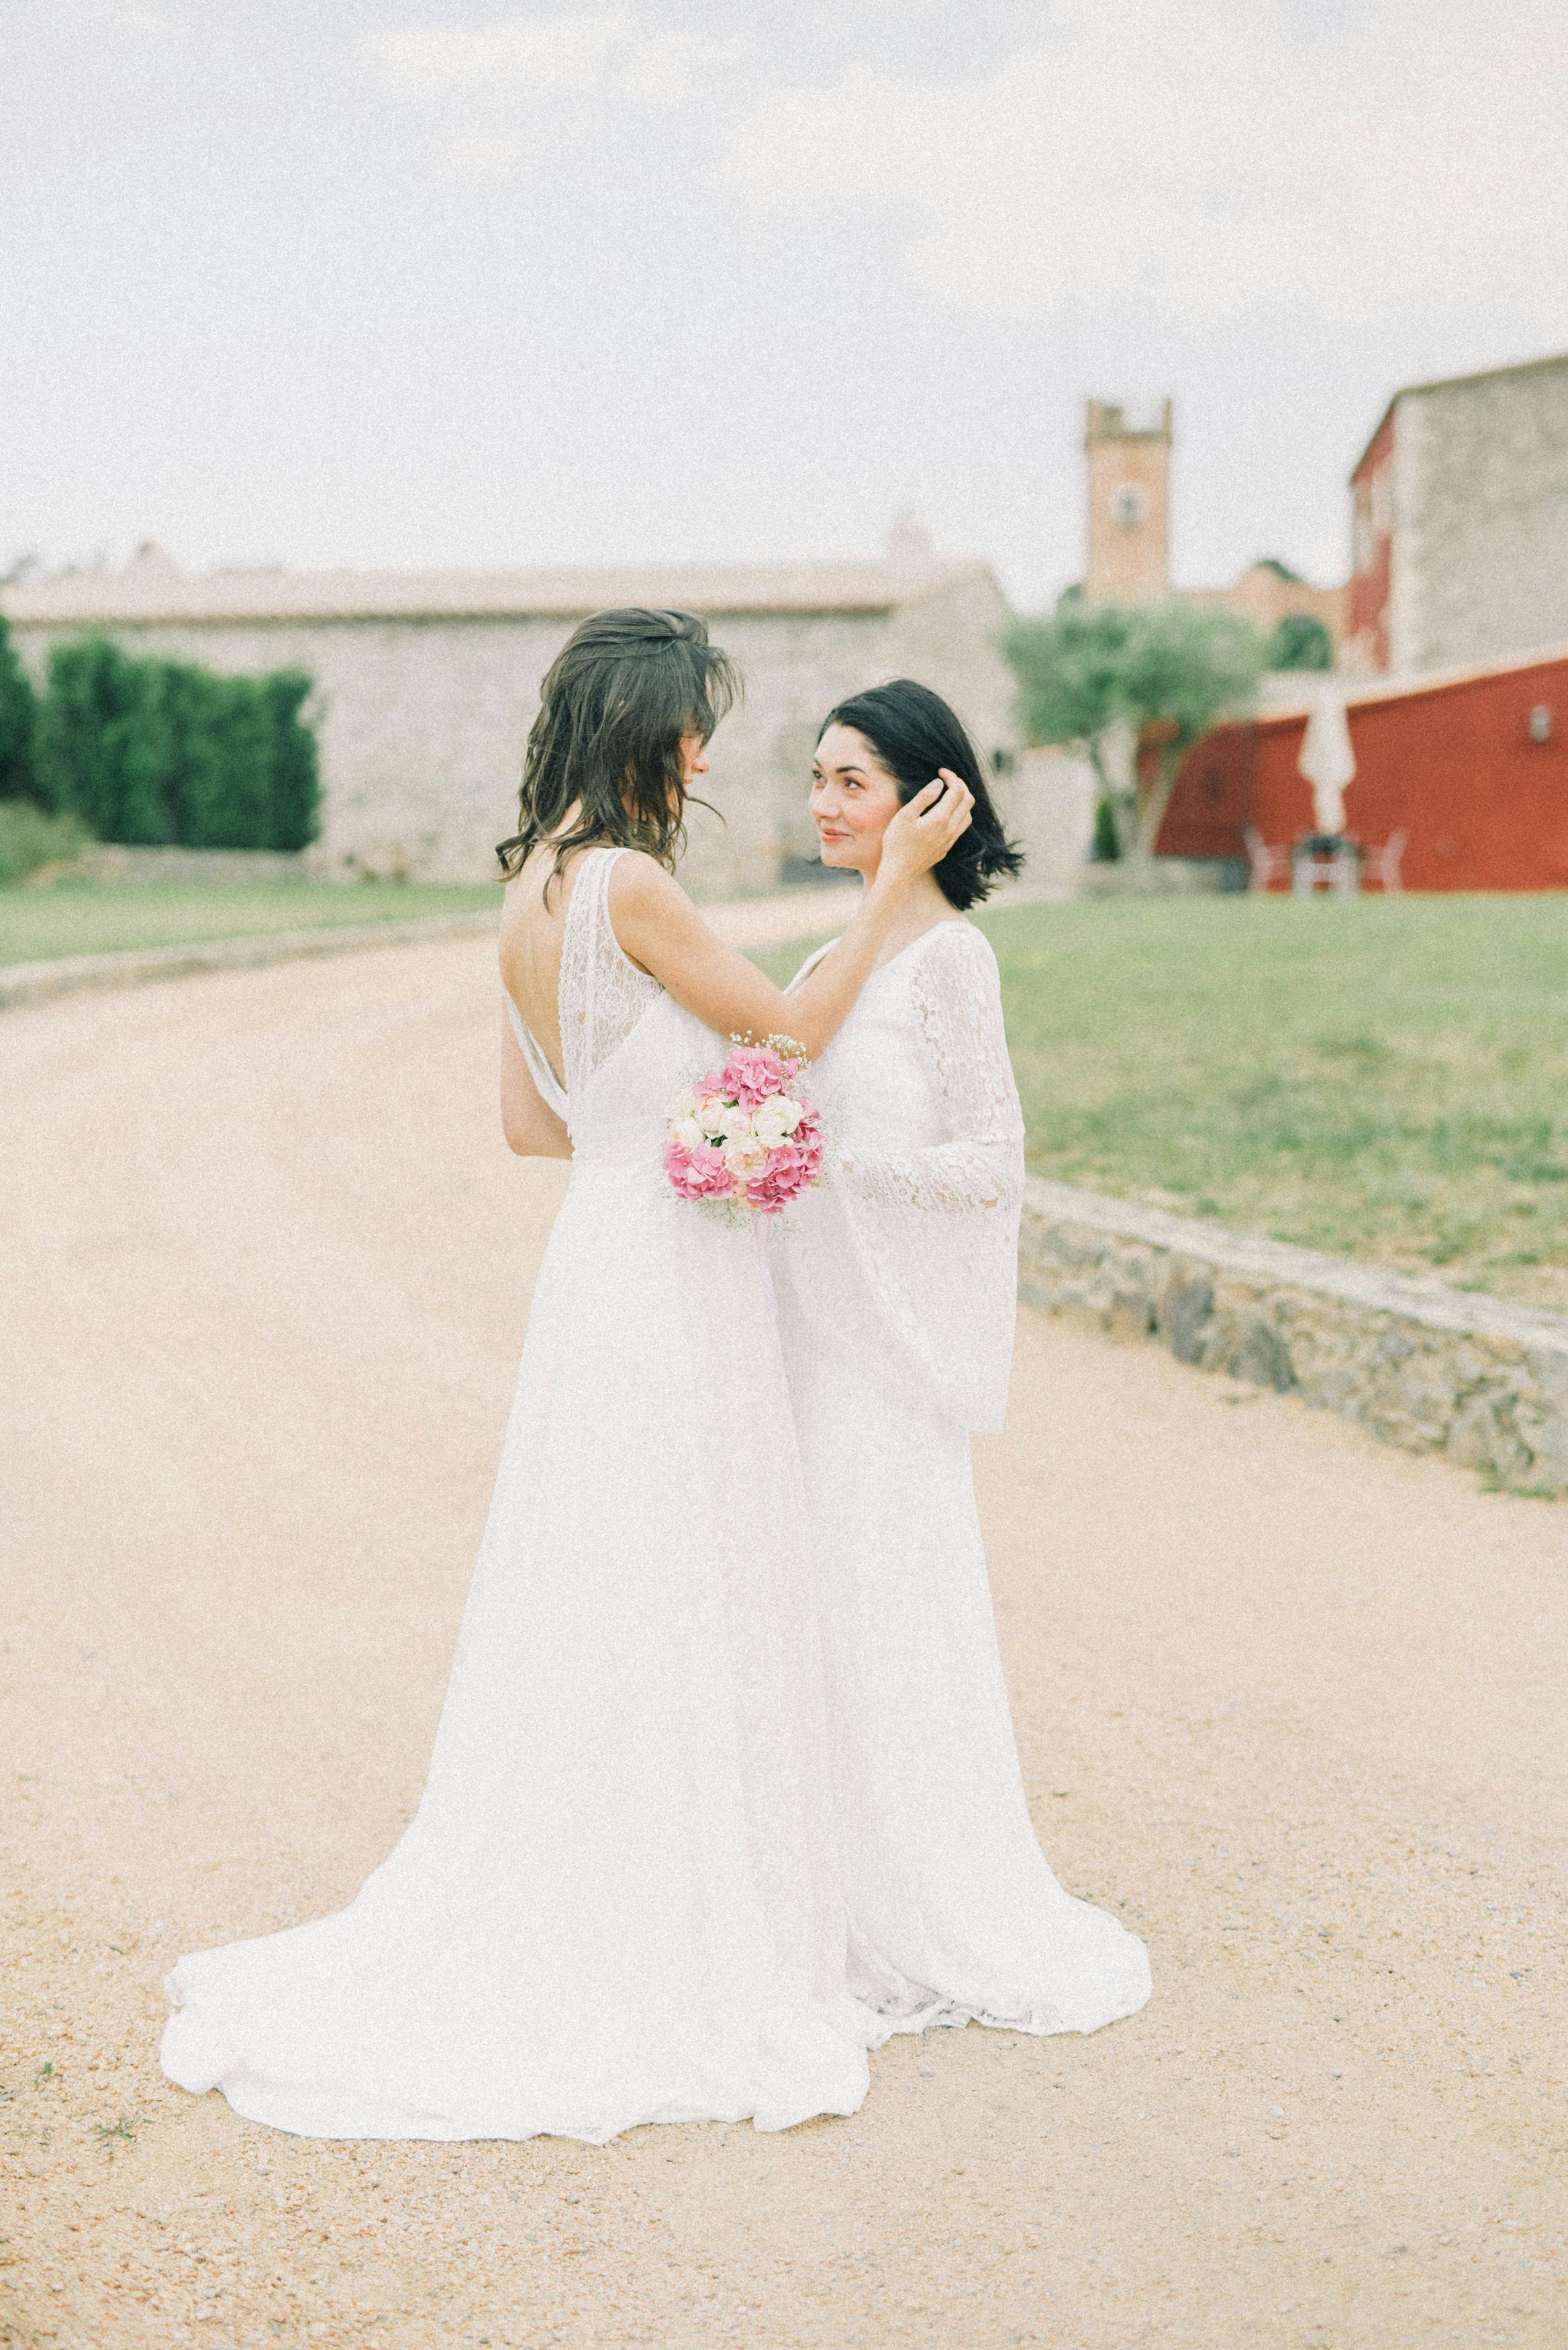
[776,919,1152,2038]
[161,849,875,2141]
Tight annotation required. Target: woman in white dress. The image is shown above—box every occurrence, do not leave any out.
[160,612,975,2143]
[775,680,1152,2040]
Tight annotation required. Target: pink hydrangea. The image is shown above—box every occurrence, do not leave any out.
[746,1135,822,1213]
[718,1045,787,1112]
[663,1137,735,1201]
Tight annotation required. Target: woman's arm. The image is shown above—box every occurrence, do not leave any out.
[500,1010,573,1159]
[609,773,973,1060]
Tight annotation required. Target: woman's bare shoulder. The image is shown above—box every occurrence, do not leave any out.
[606,847,687,914]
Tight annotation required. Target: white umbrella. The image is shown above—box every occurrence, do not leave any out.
[1298,681,1357,837]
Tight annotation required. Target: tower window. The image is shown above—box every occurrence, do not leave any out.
[1113,485,1147,528]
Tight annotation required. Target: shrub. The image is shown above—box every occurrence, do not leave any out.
[1091,796,1122,862]
[0,618,36,801]
[0,801,87,886]
[1266,612,1334,672]
[34,638,320,851]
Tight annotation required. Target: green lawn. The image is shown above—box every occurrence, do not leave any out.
[761,894,1568,1315]
[9,879,1567,1311]
[0,878,498,966]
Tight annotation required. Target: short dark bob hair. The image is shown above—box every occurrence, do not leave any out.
[497,608,739,888]
[816,679,1024,910]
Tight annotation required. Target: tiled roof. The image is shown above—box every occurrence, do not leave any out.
[1,557,988,628]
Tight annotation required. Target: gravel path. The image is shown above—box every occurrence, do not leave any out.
[2,931,1564,2350]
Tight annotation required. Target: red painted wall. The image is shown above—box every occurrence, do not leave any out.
[1156,654,1568,890]
[1348,407,1395,673]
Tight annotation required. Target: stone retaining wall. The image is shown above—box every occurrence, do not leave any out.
[1018,1178,1568,1495]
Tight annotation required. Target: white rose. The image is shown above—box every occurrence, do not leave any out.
[752,1095,802,1145]
[723,1137,768,1180]
[699,1093,743,1139]
[667,1085,697,1122]
[673,1116,705,1149]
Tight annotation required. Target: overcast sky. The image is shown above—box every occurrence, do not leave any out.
[7,0,1568,608]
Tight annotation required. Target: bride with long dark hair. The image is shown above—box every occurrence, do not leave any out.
[161,610,974,2142]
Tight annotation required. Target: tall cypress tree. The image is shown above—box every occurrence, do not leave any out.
[0,617,36,802]
[260,671,320,851]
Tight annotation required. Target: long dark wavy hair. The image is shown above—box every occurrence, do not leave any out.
[817,679,1024,910]
[497,608,740,890]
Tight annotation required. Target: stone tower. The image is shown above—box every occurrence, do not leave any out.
[1084,398,1173,602]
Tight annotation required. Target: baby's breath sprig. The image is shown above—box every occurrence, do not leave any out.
[727,1029,811,1062]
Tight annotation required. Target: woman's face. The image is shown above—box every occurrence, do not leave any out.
[810,724,903,878]
[652,731,709,818]
[679,732,709,788]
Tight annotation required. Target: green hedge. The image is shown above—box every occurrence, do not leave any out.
[29,636,320,852]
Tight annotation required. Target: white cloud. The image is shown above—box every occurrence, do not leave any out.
[724,0,1568,332]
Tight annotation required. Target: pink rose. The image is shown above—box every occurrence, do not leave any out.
[663,1137,735,1201]
[719,1045,787,1111]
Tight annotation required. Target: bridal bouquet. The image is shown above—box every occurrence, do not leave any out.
[664,1040,824,1220]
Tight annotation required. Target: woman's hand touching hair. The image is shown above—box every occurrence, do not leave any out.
[874,770,975,896]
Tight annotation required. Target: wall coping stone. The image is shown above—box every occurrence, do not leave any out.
[1019,1176,1568,1493]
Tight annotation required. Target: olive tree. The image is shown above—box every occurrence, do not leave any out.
[1003,596,1265,863]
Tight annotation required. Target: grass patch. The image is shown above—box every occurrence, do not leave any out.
[759,894,1568,1313]
[0,802,89,886]
[0,877,498,966]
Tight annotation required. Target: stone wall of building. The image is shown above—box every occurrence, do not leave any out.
[7,568,1019,894]
[1018,1178,1568,1495]
[1393,353,1568,675]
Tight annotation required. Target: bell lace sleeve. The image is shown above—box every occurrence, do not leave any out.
[814,923,1024,1432]
[838,924,1025,1221]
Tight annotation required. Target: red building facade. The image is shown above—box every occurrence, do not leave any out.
[1157,650,1568,890]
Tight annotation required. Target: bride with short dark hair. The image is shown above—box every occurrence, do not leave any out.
[778,679,1153,2039]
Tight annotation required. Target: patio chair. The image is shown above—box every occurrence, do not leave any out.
[1363,830,1408,893]
[1243,828,1292,893]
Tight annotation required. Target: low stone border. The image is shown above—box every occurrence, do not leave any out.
[0,910,501,1010]
[1018,1178,1568,1495]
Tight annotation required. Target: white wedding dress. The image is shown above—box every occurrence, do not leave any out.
[161,848,876,2142]
[776,919,1152,2037]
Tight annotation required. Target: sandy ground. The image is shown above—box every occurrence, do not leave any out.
[2,926,1565,2350]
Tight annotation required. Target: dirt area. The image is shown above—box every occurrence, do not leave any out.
[2,927,1564,2350]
